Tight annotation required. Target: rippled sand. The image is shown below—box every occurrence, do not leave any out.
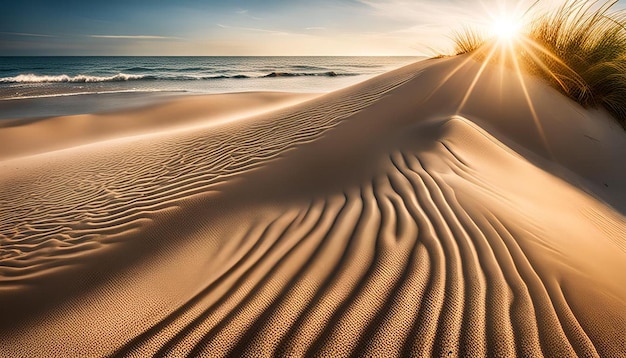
[1,56,625,357]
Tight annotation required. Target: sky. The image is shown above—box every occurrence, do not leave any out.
[1,0,622,56]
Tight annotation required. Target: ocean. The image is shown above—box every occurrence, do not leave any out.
[0,56,420,119]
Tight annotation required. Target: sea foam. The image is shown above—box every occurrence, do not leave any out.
[0,73,145,83]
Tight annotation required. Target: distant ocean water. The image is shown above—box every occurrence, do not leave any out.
[0,56,421,100]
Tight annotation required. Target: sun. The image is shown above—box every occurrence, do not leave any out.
[490,16,522,41]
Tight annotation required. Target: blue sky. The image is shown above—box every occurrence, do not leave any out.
[1,0,622,56]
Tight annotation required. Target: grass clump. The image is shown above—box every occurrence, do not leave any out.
[529,0,626,126]
[452,0,626,128]
[453,26,487,55]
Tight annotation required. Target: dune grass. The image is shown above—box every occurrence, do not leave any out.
[452,0,626,128]
[453,26,487,55]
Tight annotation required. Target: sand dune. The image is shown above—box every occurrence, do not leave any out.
[1,56,625,357]
[0,92,317,161]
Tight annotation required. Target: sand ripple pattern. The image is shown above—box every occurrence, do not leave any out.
[0,69,417,279]
[1,59,623,357]
[113,148,605,357]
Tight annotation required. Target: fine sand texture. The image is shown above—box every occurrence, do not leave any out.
[1,56,625,357]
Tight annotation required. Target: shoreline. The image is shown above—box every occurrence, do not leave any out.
[0,86,329,122]
[0,74,375,120]
[0,90,189,121]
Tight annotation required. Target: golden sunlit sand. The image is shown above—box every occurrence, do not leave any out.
[1,54,624,357]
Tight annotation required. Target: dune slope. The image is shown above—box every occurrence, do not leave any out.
[0,56,625,357]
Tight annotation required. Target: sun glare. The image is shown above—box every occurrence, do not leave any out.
[491,16,522,41]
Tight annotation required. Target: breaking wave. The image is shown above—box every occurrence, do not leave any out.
[0,71,359,84]
[0,73,147,83]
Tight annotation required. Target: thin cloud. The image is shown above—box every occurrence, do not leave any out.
[0,32,54,37]
[89,35,180,40]
[216,24,289,35]
[357,0,479,24]
[306,27,326,30]
[235,9,262,20]
[357,0,538,25]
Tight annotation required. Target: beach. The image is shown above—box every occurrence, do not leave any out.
[1,56,625,357]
